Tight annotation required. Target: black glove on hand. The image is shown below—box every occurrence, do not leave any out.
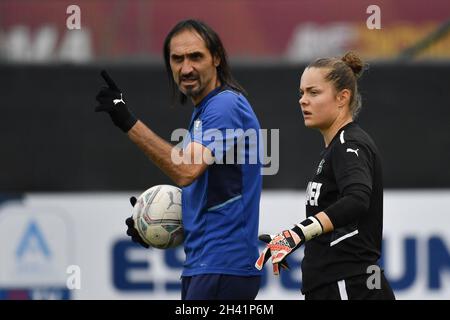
[125,196,149,248]
[95,70,137,132]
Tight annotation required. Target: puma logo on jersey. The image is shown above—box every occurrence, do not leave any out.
[346,148,359,157]
[113,93,125,105]
[306,181,322,206]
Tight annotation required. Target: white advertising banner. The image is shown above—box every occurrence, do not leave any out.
[0,190,449,300]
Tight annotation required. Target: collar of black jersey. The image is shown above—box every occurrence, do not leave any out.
[326,121,357,149]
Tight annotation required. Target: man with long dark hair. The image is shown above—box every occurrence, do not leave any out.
[95,19,263,300]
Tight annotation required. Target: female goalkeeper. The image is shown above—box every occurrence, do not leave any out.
[256,52,395,300]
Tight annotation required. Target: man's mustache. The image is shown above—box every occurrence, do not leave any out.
[180,73,199,82]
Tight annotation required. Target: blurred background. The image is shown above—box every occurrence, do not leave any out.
[0,0,449,300]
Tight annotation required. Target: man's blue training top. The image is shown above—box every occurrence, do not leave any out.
[181,86,262,277]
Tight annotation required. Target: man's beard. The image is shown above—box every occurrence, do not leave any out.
[184,85,202,98]
[182,81,203,99]
[179,73,202,98]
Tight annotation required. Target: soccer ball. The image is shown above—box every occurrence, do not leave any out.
[132,185,184,249]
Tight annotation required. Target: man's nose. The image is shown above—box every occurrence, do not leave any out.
[181,60,194,75]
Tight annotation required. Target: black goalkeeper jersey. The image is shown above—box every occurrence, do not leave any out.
[301,122,384,294]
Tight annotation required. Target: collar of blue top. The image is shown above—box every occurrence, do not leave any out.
[194,85,229,108]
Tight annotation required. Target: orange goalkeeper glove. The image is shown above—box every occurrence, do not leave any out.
[256,234,291,275]
[255,228,303,275]
[255,216,324,275]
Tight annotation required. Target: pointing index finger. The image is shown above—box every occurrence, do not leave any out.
[100,70,121,92]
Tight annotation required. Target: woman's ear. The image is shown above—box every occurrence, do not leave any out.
[337,89,351,108]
